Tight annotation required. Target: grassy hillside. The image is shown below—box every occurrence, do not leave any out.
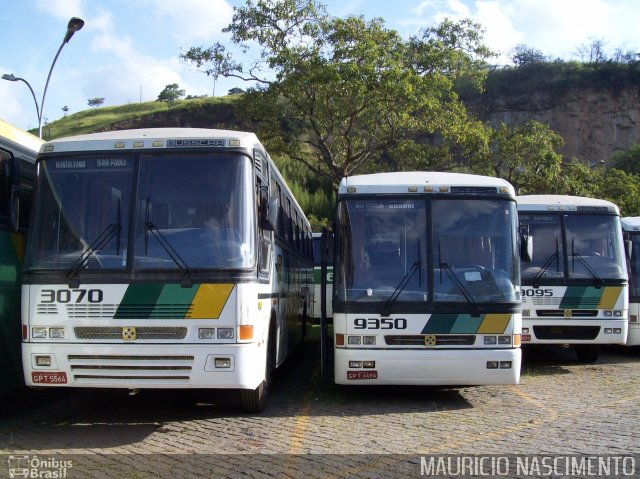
[40,95,243,140]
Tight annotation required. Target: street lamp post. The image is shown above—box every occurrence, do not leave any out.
[2,17,84,138]
[1,74,40,122]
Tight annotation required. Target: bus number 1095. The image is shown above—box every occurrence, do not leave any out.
[354,318,407,330]
[521,288,553,297]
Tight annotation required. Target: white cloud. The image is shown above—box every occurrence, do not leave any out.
[34,0,85,20]
[402,0,639,62]
[141,0,234,43]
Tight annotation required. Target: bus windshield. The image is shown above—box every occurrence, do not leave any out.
[335,197,519,304]
[25,153,255,272]
[520,213,625,283]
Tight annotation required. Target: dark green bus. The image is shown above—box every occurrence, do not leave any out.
[0,119,41,392]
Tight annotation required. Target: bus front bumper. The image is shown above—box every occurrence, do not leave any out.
[23,342,265,390]
[334,347,521,386]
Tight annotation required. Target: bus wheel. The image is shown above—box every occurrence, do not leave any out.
[574,344,600,363]
[240,327,276,413]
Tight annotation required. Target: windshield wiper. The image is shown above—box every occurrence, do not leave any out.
[144,197,195,284]
[571,238,604,287]
[65,222,121,279]
[532,236,560,288]
[439,262,479,312]
[381,261,420,316]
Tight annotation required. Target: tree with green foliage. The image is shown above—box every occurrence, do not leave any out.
[511,44,546,68]
[611,144,640,175]
[477,121,564,194]
[181,0,494,185]
[157,83,185,107]
[87,97,105,108]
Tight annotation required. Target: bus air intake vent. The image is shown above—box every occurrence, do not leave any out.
[385,335,475,346]
[533,325,600,340]
[66,304,118,318]
[536,309,598,317]
[74,327,188,340]
[67,354,194,383]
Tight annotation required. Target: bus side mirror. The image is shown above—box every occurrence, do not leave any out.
[261,197,279,231]
[520,225,532,262]
[626,239,633,259]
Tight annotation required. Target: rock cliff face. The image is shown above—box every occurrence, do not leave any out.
[466,86,640,164]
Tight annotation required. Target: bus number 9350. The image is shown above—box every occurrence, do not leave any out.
[354,318,407,330]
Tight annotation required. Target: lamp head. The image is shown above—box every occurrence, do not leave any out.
[63,17,85,43]
[2,73,17,81]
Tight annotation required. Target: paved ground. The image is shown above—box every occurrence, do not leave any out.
[0,331,638,477]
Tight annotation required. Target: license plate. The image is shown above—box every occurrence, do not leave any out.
[347,370,378,380]
[32,372,67,384]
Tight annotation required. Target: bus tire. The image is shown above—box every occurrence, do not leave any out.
[574,344,600,363]
[240,323,276,413]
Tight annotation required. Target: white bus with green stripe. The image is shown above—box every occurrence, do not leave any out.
[333,172,522,385]
[22,128,313,412]
[621,217,640,346]
[517,195,628,362]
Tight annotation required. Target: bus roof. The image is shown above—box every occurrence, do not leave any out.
[0,118,44,158]
[517,195,620,214]
[621,217,640,231]
[338,172,515,196]
[41,128,264,153]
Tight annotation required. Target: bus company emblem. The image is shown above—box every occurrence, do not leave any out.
[564,309,572,318]
[122,327,137,341]
[424,335,436,347]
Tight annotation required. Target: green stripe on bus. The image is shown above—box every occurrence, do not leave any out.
[114,284,165,318]
[449,314,485,334]
[560,286,604,309]
[422,314,483,334]
[152,284,198,318]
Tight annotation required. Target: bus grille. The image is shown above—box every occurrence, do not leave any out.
[535,310,598,317]
[384,335,476,346]
[74,327,188,340]
[533,325,600,340]
[67,354,194,383]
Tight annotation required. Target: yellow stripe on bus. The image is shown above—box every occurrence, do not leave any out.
[187,284,234,319]
[597,286,623,309]
[476,314,511,334]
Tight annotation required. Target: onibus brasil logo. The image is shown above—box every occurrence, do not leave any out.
[7,455,73,478]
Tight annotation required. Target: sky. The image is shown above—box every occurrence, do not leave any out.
[1,0,639,132]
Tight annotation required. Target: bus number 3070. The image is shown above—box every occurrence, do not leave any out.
[354,318,407,330]
[40,289,104,303]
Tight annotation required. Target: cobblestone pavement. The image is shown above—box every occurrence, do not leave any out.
[0,335,638,477]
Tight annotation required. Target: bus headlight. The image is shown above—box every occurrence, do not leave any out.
[362,336,376,345]
[35,355,52,367]
[32,327,47,339]
[498,335,511,345]
[484,336,497,345]
[217,328,234,339]
[214,358,231,368]
[348,336,362,345]
[199,328,216,339]
[49,328,65,339]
